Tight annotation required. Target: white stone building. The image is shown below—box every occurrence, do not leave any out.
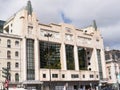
[105,50,120,89]
[0,1,107,90]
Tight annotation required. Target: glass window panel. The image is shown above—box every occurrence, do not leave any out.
[39,41,61,69]
[65,44,75,70]
[26,39,35,80]
[78,47,87,70]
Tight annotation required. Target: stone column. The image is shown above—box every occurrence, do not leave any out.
[74,45,79,70]
[34,38,39,80]
[61,43,67,70]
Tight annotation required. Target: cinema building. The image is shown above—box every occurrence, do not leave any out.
[0,1,107,90]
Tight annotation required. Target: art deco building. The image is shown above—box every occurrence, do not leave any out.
[0,1,107,90]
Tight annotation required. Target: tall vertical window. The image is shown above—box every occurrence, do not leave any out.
[15,41,19,46]
[83,74,85,78]
[7,39,11,48]
[78,47,87,70]
[7,62,11,70]
[15,73,19,82]
[65,44,75,70]
[15,62,19,68]
[7,51,11,59]
[26,39,35,80]
[39,41,61,69]
[15,51,19,57]
[97,49,103,80]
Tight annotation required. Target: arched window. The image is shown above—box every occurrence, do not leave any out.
[7,51,11,59]
[7,62,11,69]
[15,51,19,57]
[15,41,19,46]
[15,63,19,68]
[15,73,19,82]
[7,40,11,48]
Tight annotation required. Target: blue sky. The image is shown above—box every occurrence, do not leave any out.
[0,0,120,50]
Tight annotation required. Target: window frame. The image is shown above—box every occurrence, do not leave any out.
[15,41,19,46]
[7,39,11,48]
[15,62,19,68]
[7,50,11,59]
[15,51,19,57]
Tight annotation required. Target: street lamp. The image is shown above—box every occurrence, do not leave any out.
[115,64,119,90]
[116,73,119,90]
[44,33,52,90]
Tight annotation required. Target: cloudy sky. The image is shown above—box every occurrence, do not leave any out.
[0,0,120,50]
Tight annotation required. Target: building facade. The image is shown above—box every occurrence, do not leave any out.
[105,50,120,89]
[0,33,22,89]
[0,1,107,90]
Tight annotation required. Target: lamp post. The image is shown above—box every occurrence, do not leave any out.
[114,55,119,90]
[115,64,119,90]
[116,73,119,90]
[44,33,52,90]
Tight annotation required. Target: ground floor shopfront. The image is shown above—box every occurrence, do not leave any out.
[22,81,99,90]
[42,81,99,90]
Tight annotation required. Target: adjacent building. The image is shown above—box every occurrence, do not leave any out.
[105,49,120,89]
[0,20,5,33]
[0,1,107,90]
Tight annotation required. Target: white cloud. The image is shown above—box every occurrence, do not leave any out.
[100,22,120,49]
[0,0,120,49]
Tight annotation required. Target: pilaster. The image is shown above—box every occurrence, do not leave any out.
[74,45,79,70]
[34,38,39,80]
[61,43,67,70]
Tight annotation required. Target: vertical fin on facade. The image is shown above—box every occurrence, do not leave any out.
[26,0,33,15]
[93,20,97,31]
